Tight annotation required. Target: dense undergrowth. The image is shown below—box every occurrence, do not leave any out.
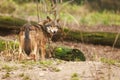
[0,0,120,26]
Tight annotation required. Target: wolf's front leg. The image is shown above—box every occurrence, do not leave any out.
[30,43,37,61]
[41,43,46,60]
[18,44,23,61]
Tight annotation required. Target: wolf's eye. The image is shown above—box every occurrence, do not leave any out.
[55,25,59,28]
[46,27,51,33]
[46,24,52,28]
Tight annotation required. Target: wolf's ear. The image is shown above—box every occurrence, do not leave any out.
[47,16,52,22]
[39,19,50,26]
[38,21,43,26]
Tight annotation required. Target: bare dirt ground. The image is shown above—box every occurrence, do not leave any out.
[0,60,120,80]
[0,25,120,80]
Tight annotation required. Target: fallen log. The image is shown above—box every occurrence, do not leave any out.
[63,29,120,48]
[0,16,120,47]
[0,16,36,36]
[0,16,27,29]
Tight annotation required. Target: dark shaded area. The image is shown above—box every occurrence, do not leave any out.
[64,0,120,12]
[85,0,120,12]
[0,27,19,36]
[0,16,37,36]
[52,27,65,42]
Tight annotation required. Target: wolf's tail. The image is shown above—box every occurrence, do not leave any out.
[24,24,31,56]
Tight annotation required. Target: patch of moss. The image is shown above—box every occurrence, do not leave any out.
[53,47,86,61]
[0,16,26,28]
[64,30,120,47]
[0,16,37,29]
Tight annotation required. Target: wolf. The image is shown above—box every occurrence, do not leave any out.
[18,16,60,61]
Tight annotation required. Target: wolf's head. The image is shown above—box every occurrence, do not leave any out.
[39,16,60,35]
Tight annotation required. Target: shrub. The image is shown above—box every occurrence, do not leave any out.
[0,0,17,14]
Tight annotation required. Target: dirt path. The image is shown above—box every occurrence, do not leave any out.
[43,61,120,80]
[0,60,120,80]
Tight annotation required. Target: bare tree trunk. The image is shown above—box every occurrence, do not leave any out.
[36,0,40,22]
[60,0,62,3]
[50,0,57,19]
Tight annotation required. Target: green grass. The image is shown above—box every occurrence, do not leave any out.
[60,9,120,26]
[19,73,25,77]
[0,0,120,26]
[100,57,119,65]
[23,75,31,80]
[19,73,31,80]
[2,64,18,72]
[2,72,10,79]
[39,60,53,67]
[0,39,19,51]
[20,59,62,72]
[55,4,120,26]
[71,73,81,80]
[79,11,120,26]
